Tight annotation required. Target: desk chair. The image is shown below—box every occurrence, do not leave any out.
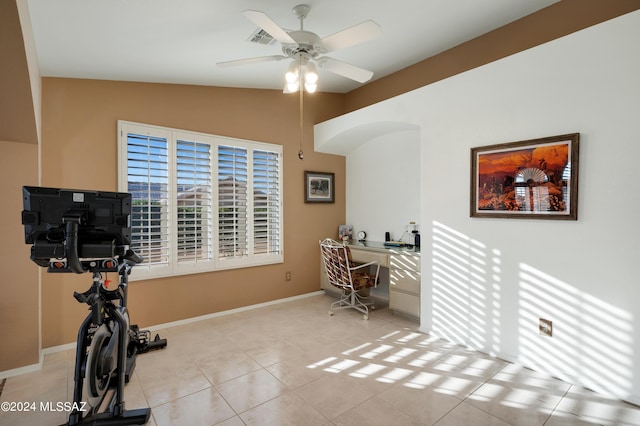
[319,238,380,320]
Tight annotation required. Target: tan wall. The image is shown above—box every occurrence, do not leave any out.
[0,141,39,371]
[0,0,40,372]
[0,0,38,144]
[39,78,346,347]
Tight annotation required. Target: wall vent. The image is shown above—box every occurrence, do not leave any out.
[248,29,277,45]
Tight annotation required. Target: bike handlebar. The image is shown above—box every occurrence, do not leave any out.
[57,211,143,275]
[63,214,88,274]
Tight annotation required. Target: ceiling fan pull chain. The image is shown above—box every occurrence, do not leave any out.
[298,80,304,160]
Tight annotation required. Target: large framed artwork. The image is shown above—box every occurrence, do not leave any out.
[471,133,580,220]
[305,171,335,203]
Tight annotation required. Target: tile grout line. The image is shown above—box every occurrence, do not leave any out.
[542,384,572,426]
[441,360,518,426]
[472,361,520,425]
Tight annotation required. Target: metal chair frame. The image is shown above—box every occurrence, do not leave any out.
[319,238,380,320]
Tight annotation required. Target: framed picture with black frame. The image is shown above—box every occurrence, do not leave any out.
[305,171,334,203]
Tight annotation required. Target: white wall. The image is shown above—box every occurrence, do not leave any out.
[346,129,420,242]
[315,121,421,242]
[315,10,640,404]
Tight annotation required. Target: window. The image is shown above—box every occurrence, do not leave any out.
[118,121,283,279]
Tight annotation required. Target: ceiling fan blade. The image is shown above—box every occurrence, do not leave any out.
[242,10,296,44]
[320,20,381,52]
[318,57,374,83]
[217,55,286,68]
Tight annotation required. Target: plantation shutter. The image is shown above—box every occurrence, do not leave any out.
[218,145,248,259]
[253,150,281,255]
[126,132,170,269]
[119,121,283,279]
[176,138,213,264]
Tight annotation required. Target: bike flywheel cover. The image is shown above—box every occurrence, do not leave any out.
[84,323,113,408]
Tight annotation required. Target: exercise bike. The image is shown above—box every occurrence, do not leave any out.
[65,249,167,425]
[21,186,167,425]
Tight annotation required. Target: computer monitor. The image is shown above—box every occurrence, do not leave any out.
[22,186,132,271]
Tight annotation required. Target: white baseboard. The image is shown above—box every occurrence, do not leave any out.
[0,290,325,379]
[42,342,76,355]
[0,358,42,380]
[146,290,324,332]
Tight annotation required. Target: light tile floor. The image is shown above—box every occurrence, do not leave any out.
[2,293,640,425]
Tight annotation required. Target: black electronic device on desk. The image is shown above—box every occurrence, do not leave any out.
[22,186,167,426]
[383,241,405,247]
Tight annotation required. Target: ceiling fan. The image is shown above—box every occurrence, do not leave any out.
[217,4,382,92]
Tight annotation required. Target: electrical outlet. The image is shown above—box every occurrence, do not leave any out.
[539,318,553,337]
[285,272,291,281]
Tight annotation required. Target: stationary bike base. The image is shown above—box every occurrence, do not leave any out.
[67,320,166,425]
[67,408,150,426]
[125,325,168,383]
[67,408,151,426]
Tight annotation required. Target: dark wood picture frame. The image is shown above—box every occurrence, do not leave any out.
[305,171,335,203]
[471,133,579,220]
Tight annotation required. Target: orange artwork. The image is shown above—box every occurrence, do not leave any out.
[471,134,579,219]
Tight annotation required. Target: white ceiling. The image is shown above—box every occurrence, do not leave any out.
[25,0,559,94]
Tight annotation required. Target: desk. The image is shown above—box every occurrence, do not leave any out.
[320,241,421,319]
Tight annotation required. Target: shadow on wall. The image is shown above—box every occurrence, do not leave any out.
[431,221,502,355]
[430,220,634,400]
[518,262,633,399]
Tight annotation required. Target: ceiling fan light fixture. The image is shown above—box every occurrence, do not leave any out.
[286,81,299,92]
[285,62,299,83]
[284,56,318,93]
[304,62,318,84]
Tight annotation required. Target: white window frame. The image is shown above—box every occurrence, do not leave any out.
[118,121,283,280]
